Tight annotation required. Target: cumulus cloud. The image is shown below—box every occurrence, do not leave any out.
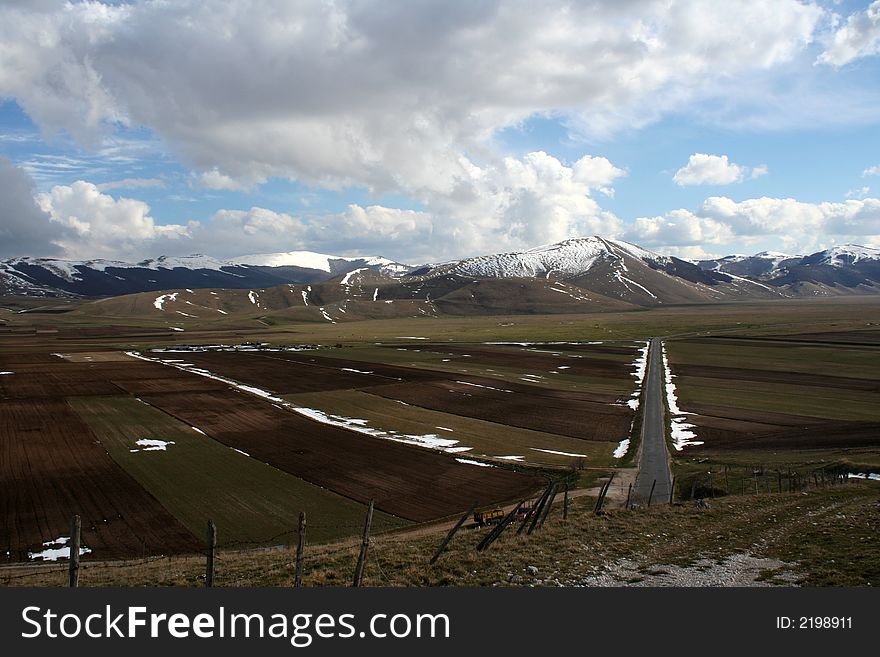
[864,165,880,176]
[672,154,768,186]
[22,151,625,263]
[627,195,880,254]
[817,0,880,67]
[36,182,189,260]
[0,157,66,258]
[0,0,824,196]
[195,169,264,192]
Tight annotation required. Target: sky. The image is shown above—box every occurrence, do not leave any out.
[1,0,880,264]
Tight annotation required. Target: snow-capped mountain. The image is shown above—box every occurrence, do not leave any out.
[698,251,802,278]
[2,240,878,303]
[0,251,412,297]
[698,244,880,291]
[229,250,409,274]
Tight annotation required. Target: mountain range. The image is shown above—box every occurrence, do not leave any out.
[2,238,878,322]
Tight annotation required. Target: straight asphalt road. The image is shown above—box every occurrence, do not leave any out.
[633,337,673,505]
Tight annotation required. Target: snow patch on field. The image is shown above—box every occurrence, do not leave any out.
[494,455,525,461]
[0,371,13,375]
[456,458,494,468]
[130,438,175,452]
[626,340,649,410]
[530,448,589,458]
[341,368,374,374]
[248,290,259,305]
[396,336,429,340]
[848,472,880,481]
[153,292,178,310]
[662,343,703,450]
[613,438,630,459]
[191,426,206,435]
[28,537,92,562]
[454,380,513,393]
[128,351,473,453]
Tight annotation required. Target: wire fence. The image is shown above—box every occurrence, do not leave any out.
[0,466,865,587]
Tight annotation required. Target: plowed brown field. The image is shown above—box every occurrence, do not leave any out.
[140,388,544,521]
[0,398,200,561]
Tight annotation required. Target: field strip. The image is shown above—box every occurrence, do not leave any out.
[127,351,479,454]
[68,395,407,546]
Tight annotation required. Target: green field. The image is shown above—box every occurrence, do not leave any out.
[284,389,622,467]
[68,396,408,546]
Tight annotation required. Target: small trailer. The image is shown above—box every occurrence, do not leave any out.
[473,508,505,526]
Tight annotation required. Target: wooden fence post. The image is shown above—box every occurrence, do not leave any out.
[206,520,216,588]
[668,476,676,505]
[352,500,374,587]
[68,514,81,588]
[536,485,559,530]
[523,483,553,535]
[647,479,657,507]
[294,511,306,587]
[625,482,632,509]
[430,502,477,565]
[563,484,569,522]
[595,472,616,514]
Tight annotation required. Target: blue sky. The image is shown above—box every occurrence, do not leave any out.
[1,0,879,263]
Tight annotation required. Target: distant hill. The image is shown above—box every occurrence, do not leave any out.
[3,239,878,323]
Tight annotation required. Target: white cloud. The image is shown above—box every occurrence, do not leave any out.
[817,0,880,66]
[846,186,871,199]
[627,195,880,255]
[864,165,880,176]
[15,150,625,263]
[36,182,189,260]
[0,0,824,197]
[195,169,264,192]
[673,154,768,186]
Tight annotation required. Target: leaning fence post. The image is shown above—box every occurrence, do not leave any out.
[206,520,216,588]
[563,484,570,522]
[294,511,306,587]
[647,479,657,507]
[68,514,81,588]
[352,500,374,587]
[524,483,553,535]
[625,483,632,509]
[668,475,676,505]
[430,502,477,564]
[536,485,559,530]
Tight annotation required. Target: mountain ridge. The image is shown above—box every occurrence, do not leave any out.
[2,239,878,308]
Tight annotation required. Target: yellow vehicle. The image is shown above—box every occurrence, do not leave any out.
[473,508,505,526]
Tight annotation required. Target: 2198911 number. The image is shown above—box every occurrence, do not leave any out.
[776,616,852,629]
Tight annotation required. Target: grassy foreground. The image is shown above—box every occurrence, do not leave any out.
[3,482,877,587]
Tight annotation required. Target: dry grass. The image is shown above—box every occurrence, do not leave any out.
[3,482,877,588]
